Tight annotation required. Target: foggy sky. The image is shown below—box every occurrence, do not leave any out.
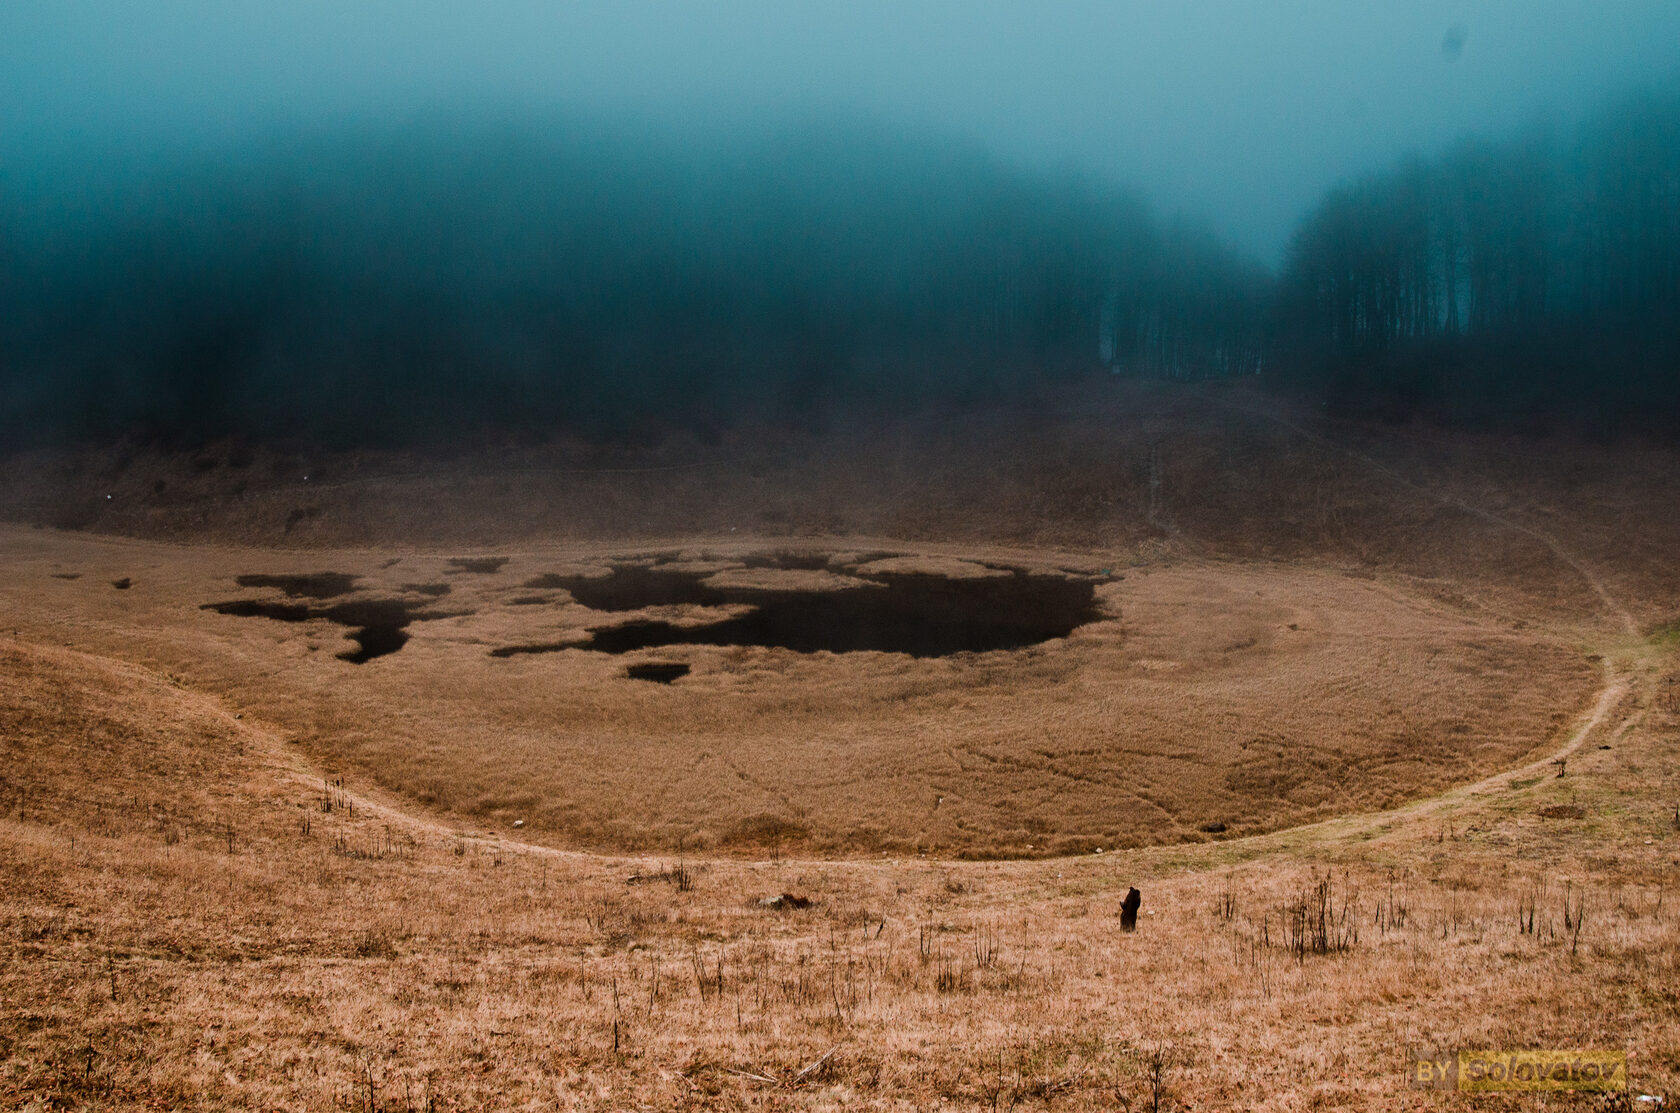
[4,1,1679,264]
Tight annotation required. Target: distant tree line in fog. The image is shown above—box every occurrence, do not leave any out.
[0,118,1265,446]
[0,91,1673,447]
[1273,89,1680,434]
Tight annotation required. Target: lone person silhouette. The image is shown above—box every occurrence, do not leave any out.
[1120,887,1142,932]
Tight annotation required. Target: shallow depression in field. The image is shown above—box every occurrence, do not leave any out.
[1,525,1601,857]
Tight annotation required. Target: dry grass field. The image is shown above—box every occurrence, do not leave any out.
[0,527,1597,858]
[2,384,1677,1109]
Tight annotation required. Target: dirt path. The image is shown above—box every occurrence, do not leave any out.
[1199,391,1640,638]
[1464,658,1631,791]
[1193,391,1655,837]
[119,667,616,864]
[270,758,609,864]
[1393,656,1631,820]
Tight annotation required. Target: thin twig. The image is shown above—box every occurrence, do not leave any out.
[793,1044,841,1085]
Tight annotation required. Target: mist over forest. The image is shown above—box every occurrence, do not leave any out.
[1276,89,1680,434]
[1,5,1676,447]
[0,117,1270,445]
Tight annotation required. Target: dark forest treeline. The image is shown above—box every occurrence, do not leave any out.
[1,93,1674,449]
[1274,89,1680,433]
[0,118,1266,446]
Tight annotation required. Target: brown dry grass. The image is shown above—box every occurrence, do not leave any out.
[2,388,1678,1109]
[2,631,1675,1110]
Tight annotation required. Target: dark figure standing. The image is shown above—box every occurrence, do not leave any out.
[1120,887,1141,932]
